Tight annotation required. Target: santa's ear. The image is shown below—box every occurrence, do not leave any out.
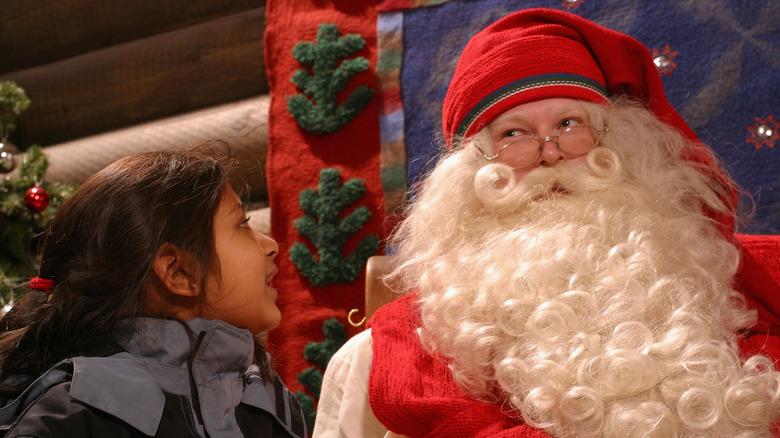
[152,243,199,298]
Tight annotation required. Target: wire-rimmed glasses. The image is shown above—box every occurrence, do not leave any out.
[482,125,608,170]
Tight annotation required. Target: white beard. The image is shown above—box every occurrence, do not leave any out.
[390,139,778,437]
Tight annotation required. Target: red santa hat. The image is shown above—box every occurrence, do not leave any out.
[442,8,702,143]
[441,7,736,233]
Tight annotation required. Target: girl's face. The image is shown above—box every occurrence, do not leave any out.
[202,185,281,334]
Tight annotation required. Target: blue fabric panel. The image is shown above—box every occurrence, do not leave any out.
[397,0,779,233]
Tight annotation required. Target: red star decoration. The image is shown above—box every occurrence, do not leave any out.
[561,0,584,10]
[651,45,678,77]
[746,115,778,150]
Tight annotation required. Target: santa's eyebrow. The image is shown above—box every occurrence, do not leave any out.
[551,105,586,117]
[490,112,530,127]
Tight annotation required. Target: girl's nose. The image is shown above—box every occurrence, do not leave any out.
[257,232,279,258]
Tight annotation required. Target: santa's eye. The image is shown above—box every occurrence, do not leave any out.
[559,118,584,130]
[503,129,531,140]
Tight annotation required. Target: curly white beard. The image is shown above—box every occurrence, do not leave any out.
[387,101,780,437]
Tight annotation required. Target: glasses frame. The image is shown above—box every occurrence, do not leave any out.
[482,125,609,170]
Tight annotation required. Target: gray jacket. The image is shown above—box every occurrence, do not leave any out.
[0,318,306,438]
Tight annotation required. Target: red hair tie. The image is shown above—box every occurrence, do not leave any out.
[30,277,56,294]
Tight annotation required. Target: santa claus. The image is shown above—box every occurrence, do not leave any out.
[314,8,780,438]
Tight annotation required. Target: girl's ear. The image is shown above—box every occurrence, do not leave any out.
[152,243,199,298]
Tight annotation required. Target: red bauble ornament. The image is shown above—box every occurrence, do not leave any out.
[24,186,50,212]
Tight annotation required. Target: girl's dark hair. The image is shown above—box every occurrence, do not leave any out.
[0,141,272,388]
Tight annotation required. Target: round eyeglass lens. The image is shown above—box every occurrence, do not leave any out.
[497,139,540,168]
[557,126,597,155]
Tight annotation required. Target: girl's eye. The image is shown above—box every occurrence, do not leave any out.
[240,217,251,228]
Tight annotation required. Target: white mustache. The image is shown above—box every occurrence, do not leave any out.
[473,147,623,214]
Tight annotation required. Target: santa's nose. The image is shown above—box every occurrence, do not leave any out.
[538,139,566,167]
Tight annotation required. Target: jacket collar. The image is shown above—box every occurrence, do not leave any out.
[113,317,255,374]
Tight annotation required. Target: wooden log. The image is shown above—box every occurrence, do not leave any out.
[35,95,270,202]
[247,206,271,236]
[1,7,268,148]
[0,0,263,74]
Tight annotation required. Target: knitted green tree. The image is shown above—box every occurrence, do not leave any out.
[295,318,347,431]
[287,23,374,134]
[0,146,77,304]
[291,168,378,287]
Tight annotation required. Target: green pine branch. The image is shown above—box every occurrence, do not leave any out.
[290,168,378,287]
[287,23,374,134]
[0,145,77,304]
[0,81,31,139]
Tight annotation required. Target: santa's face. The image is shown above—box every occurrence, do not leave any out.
[482,98,601,179]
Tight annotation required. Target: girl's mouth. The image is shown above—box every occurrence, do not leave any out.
[266,267,278,286]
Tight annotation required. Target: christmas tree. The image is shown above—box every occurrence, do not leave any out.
[0,81,76,306]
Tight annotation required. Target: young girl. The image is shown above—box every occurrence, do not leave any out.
[0,142,306,437]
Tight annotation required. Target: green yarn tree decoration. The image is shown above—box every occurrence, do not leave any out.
[295,394,315,434]
[287,23,375,134]
[295,318,347,431]
[291,168,378,287]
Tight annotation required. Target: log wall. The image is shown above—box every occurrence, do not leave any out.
[43,96,270,199]
[0,0,264,73]
[1,1,271,202]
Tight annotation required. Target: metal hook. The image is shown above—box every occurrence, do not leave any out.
[347,308,366,327]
